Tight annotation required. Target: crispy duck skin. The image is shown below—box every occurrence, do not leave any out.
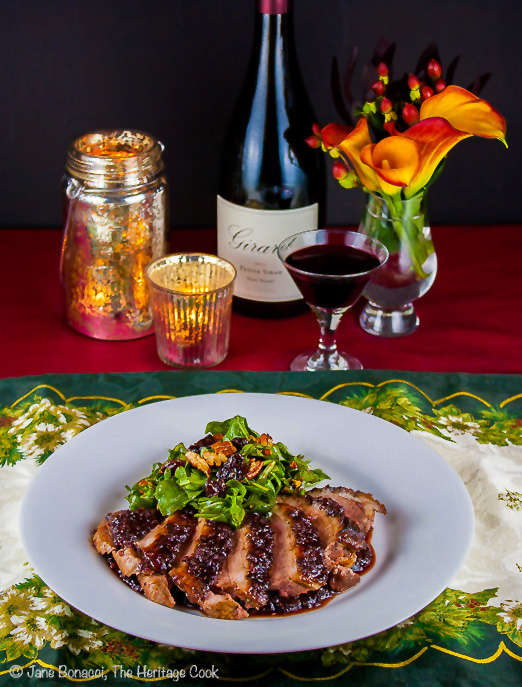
[93,520,116,554]
[137,573,175,608]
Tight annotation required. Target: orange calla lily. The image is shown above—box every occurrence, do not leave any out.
[363,86,506,197]
[321,123,353,148]
[419,85,507,144]
[324,85,506,197]
[360,137,420,196]
[337,118,381,193]
[397,116,473,197]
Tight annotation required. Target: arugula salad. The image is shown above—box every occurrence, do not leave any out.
[125,415,329,528]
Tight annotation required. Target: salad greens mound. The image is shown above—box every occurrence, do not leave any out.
[125,415,329,528]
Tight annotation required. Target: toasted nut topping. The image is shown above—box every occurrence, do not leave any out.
[257,433,273,446]
[204,451,229,467]
[210,440,236,457]
[185,450,210,476]
[246,459,264,480]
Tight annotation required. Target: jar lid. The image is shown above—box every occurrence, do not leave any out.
[65,130,164,188]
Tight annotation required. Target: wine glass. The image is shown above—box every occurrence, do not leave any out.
[277,229,388,371]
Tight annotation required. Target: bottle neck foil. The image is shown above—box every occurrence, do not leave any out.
[258,0,289,14]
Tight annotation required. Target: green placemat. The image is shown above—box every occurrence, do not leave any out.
[1,370,521,686]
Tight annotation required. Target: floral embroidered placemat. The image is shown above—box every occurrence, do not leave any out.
[0,370,521,686]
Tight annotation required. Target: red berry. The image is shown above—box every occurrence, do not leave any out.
[305,135,320,149]
[371,80,385,96]
[380,97,392,113]
[427,59,442,80]
[402,103,419,126]
[421,85,434,100]
[408,73,420,90]
[332,160,347,180]
[434,78,446,93]
[377,62,388,77]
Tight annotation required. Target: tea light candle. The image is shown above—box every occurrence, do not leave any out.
[146,254,236,368]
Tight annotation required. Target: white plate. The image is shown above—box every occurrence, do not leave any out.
[20,393,474,654]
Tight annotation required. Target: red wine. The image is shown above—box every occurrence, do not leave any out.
[217,0,325,318]
[285,244,381,310]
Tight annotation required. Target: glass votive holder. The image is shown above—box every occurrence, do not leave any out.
[146,254,236,368]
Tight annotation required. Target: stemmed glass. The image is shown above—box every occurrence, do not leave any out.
[277,229,388,371]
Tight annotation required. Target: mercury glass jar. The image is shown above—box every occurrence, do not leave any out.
[61,130,168,340]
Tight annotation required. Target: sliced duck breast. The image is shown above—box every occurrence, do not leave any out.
[137,573,175,608]
[170,519,248,620]
[112,546,142,577]
[105,508,162,547]
[277,493,346,552]
[93,520,116,554]
[269,503,328,597]
[216,513,274,609]
[308,486,386,534]
[137,510,198,573]
[278,493,370,592]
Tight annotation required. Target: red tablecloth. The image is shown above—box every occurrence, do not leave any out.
[1,226,521,377]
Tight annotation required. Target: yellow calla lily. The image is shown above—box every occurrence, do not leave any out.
[419,85,507,144]
[360,137,420,196]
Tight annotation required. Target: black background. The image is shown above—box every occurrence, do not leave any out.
[0,0,518,229]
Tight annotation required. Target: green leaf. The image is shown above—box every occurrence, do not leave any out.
[168,442,187,459]
[2,638,23,662]
[205,415,258,441]
[125,462,163,509]
[155,477,190,515]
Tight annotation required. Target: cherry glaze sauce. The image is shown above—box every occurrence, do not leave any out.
[284,243,381,309]
[253,538,376,617]
[102,533,376,618]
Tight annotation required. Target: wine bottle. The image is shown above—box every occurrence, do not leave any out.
[217,0,324,318]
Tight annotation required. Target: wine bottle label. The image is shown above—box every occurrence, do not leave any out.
[217,196,318,302]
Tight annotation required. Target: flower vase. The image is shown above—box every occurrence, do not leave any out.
[358,192,437,337]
